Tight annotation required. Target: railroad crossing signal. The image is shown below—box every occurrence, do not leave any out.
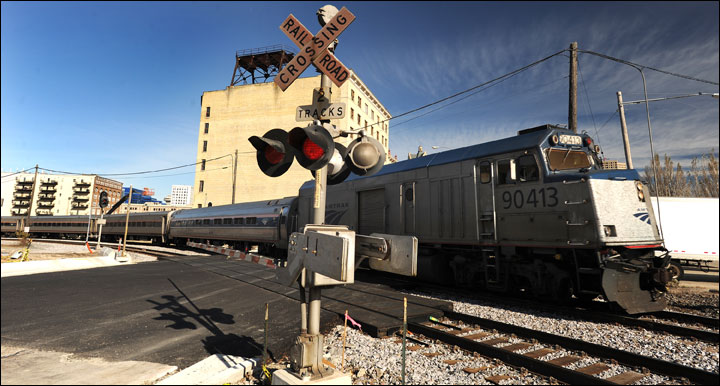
[248,129,295,177]
[248,123,385,184]
[99,191,109,209]
[275,7,355,91]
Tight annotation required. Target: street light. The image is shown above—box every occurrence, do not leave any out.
[617,91,719,169]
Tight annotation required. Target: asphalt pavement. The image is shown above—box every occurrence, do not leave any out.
[1,257,332,384]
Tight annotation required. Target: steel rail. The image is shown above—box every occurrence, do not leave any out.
[408,321,616,385]
[443,310,718,385]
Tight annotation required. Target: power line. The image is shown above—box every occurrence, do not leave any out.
[1,167,36,180]
[365,49,570,133]
[37,152,249,177]
[122,165,230,179]
[579,49,719,86]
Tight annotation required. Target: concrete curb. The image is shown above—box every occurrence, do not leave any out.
[1,253,127,278]
[157,354,259,385]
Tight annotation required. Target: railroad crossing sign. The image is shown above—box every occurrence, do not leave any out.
[275,6,355,91]
[296,87,346,121]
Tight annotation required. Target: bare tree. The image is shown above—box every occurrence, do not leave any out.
[644,150,719,197]
[689,150,719,198]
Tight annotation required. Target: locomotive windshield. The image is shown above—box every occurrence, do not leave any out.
[546,148,592,171]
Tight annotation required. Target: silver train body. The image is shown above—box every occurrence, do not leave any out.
[297,125,669,314]
[1,126,669,313]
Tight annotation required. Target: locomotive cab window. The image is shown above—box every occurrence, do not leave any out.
[547,149,592,171]
[516,155,539,182]
[497,159,516,185]
[479,162,491,184]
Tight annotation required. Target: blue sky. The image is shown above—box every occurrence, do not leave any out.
[2,1,718,200]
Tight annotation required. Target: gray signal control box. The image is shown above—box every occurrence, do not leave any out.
[285,224,355,287]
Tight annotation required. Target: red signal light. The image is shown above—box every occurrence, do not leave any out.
[302,138,325,160]
[584,137,593,147]
[264,146,284,165]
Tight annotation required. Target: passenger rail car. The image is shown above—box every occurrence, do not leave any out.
[298,124,670,314]
[1,216,24,235]
[20,215,97,239]
[101,212,172,243]
[168,197,296,256]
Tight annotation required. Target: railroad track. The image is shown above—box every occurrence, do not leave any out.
[406,312,718,385]
[372,273,719,343]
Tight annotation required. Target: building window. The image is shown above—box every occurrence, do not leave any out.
[199,180,204,192]
[357,96,361,107]
[206,106,211,117]
[350,89,354,101]
[364,103,368,113]
[203,141,207,152]
[201,159,206,171]
[350,108,354,119]
[204,123,209,134]
[371,110,374,120]
[357,115,360,125]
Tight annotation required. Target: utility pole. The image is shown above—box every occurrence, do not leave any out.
[232,149,238,204]
[568,42,578,133]
[122,185,132,257]
[25,164,39,227]
[616,91,634,169]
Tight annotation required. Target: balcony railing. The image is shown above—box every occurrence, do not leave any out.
[40,186,57,192]
[73,179,91,186]
[73,187,90,194]
[35,209,53,216]
[12,200,30,207]
[71,202,88,209]
[37,200,55,208]
[15,185,33,192]
[39,193,55,199]
[11,208,29,215]
[40,179,58,185]
[72,195,89,202]
[13,192,31,199]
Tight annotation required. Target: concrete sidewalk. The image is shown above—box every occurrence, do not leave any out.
[1,346,178,385]
[1,254,125,278]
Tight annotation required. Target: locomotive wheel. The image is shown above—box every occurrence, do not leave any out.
[667,261,685,281]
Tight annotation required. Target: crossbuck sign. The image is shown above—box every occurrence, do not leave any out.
[275,7,355,91]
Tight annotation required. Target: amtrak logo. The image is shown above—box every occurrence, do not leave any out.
[633,212,651,224]
[325,209,348,225]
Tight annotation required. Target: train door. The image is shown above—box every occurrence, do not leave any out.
[401,182,415,234]
[475,161,496,242]
[358,188,385,235]
[476,160,503,289]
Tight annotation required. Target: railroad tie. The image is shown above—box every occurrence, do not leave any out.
[501,342,533,352]
[462,332,491,340]
[546,355,581,367]
[576,362,610,375]
[523,348,555,359]
[605,371,646,385]
[480,337,509,346]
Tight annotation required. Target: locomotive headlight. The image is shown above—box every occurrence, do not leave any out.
[549,134,559,146]
[635,181,645,202]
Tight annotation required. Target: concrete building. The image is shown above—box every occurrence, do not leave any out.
[1,172,123,217]
[193,70,392,207]
[171,185,192,206]
[602,160,628,170]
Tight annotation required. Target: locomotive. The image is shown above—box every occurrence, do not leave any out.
[2,125,670,314]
